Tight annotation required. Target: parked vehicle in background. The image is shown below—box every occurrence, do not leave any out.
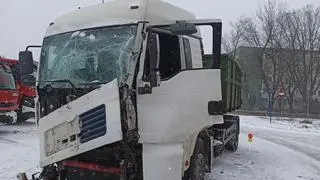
[0,63,19,123]
[0,58,37,124]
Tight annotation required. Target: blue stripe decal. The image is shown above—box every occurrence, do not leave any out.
[79,104,107,143]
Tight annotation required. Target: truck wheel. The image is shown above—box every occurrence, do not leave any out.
[225,133,239,152]
[225,116,240,152]
[16,104,28,124]
[183,138,209,180]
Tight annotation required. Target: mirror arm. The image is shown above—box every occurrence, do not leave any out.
[26,45,42,51]
[211,23,222,69]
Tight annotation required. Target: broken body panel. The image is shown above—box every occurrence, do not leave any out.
[39,79,122,166]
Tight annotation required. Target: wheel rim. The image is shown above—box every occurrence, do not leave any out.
[233,135,239,149]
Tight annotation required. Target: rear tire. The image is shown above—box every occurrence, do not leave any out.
[225,133,239,152]
[225,117,239,152]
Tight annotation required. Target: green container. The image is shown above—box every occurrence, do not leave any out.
[203,54,242,112]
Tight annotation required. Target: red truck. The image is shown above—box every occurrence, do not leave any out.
[0,58,37,124]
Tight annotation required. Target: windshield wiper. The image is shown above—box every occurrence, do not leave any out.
[0,63,13,74]
[0,88,16,90]
[38,79,77,89]
[78,80,105,87]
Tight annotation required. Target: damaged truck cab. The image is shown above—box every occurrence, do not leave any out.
[18,0,241,180]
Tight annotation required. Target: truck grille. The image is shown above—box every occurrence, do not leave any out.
[0,103,14,108]
[79,104,107,143]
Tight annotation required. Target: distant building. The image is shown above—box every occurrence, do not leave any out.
[234,46,265,110]
[234,46,320,114]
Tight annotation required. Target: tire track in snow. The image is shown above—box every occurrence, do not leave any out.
[0,137,20,145]
[0,120,37,146]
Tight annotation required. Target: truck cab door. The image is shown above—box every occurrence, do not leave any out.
[136,19,224,180]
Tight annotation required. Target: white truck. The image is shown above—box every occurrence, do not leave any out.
[17,0,242,179]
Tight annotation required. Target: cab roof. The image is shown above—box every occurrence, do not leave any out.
[0,58,18,65]
[45,0,197,37]
[0,58,38,67]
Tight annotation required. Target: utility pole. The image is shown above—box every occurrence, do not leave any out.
[268,90,273,124]
[306,78,311,121]
[307,87,310,120]
[278,84,285,121]
[102,0,105,3]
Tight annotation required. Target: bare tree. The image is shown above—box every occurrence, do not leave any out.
[240,0,286,107]
[299,5,320,114]
[280,6,320,114]
[226,0,320,114]
[223,0,286,111]
[277,11,300,112]
[222,18,244,58]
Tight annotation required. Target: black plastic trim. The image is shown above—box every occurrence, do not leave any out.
[208,101,223,115]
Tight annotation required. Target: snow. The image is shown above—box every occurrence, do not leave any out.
[210,115,320,180]
[210,134,320,180]
[79,32,86,38]
[241,115,320,133]
[0,119,40,180]
[22,106,35,113]
[88,34,96,41]
[0,116,320,180]
[71,31,80,38]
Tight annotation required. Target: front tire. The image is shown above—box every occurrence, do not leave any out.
[16,105,27,124]
[183,138,209,180]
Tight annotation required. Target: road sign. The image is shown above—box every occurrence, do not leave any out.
[248,132,253,142]
[278,86,285,97]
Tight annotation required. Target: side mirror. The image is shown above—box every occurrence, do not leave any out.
[148,33,161,87]
[19,51,34,75]
[169,21,198,35]
[22,74,36,87]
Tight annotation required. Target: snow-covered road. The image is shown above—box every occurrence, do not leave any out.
[0,116,320,180]
[211,116,320,180]
[242,118,320,163]
[0,120,39,180]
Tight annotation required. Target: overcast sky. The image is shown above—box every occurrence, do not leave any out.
[1,0,319,59]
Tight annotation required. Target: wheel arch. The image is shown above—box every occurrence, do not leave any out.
[182,128,212,173]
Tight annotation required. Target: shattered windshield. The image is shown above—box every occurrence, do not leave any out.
[39,25,137,88]
[0,64,16,90]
